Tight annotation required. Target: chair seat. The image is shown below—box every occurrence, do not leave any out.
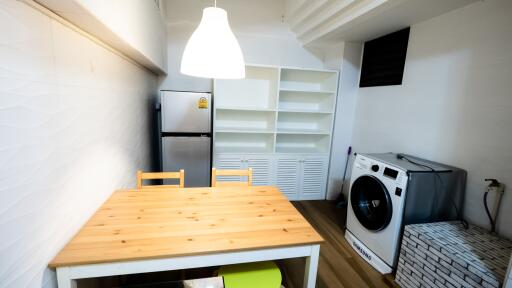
[218,261,281,288]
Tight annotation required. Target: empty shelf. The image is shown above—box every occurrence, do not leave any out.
[276,128,330,135]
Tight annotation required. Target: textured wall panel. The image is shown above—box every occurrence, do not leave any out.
[0,1,158,287]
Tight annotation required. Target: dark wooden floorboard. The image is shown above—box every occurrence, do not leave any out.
[292,201,399,288]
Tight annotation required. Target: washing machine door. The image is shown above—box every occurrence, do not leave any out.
[350,175,393,231]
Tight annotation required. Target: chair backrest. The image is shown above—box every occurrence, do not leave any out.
[211,168,253,187]
[137,170,185,189]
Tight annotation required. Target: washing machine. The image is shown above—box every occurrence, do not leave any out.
[345,153,466,274]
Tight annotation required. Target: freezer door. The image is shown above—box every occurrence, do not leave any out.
[162,136,211,187]
[161,91,211,133]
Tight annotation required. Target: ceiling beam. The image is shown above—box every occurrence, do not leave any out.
[298,0,391,45]
[287,0,329,28]
[292,0,356,36]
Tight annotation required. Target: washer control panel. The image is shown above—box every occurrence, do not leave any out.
[383,167,399,179]
[354,155,407,187]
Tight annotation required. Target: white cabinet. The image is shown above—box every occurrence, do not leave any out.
[213,64,338,200]
[275,155,328,200]
[246,156,274,186]
[214,154,274,186]
[276,157,301,200]
[300,156,328,200]
[214,154,245,182]
[215,154,328,200]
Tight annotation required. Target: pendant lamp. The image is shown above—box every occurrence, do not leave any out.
[180,1,245,79]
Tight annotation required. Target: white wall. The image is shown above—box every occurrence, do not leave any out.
[161,0,325,92]
[0,1,158,287]
[326,42,362,200]
[37,0,167,74]
[349,0,512,238]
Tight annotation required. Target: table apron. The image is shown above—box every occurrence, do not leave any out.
[57,244,318,281]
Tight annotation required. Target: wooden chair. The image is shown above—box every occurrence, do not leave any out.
[137,170,185,189]
[211,168,253,187]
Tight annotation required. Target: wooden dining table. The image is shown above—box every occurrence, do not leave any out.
[50,186,323,288]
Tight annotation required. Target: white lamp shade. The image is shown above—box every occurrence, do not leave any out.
[181,7,245,79]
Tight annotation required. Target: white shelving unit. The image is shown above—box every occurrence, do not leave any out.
[215,132,274,154]
[278,90,334,113]
[213,64,338,200]
[216,109,276,133]
[280,68,338,92]
[215,66,279,110]
[277,112,332,135]
[275,134,331,153]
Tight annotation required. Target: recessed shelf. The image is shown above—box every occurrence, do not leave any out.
[216,109,276,132]
[279,88,336,94]
[278,109,333,114]
[280,68,337,92]
[216,129,275,134]
[277,112,331,133]
[276,134,330,154]
[215,133,274,154]
[215,66,279,110]
[216,107,276,112]
[276,128,330,135]
[275,147,329,154]
[278,89,335,113]
[215,147,272,153]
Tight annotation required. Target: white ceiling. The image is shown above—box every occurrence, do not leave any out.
[284,0,478,46]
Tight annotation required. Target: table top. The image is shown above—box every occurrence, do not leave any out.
[49,186,323,267]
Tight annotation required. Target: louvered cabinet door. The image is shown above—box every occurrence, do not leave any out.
[275,157,300,200]
[214,154,244,182]
[300,156,328,200]
[246,156,273,186]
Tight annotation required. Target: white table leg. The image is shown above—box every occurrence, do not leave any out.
[303,244,320,288]
[56,267,77,288]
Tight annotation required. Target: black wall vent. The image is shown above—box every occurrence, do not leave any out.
[359,27,410,87]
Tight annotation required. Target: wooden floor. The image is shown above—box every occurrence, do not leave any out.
[292,201,398,288]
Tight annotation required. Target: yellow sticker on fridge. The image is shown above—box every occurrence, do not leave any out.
[198,97,208,109]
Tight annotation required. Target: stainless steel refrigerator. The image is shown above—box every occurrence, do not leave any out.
[160,91,211,187]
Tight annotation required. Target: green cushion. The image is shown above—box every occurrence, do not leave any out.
[218,261,282,288]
